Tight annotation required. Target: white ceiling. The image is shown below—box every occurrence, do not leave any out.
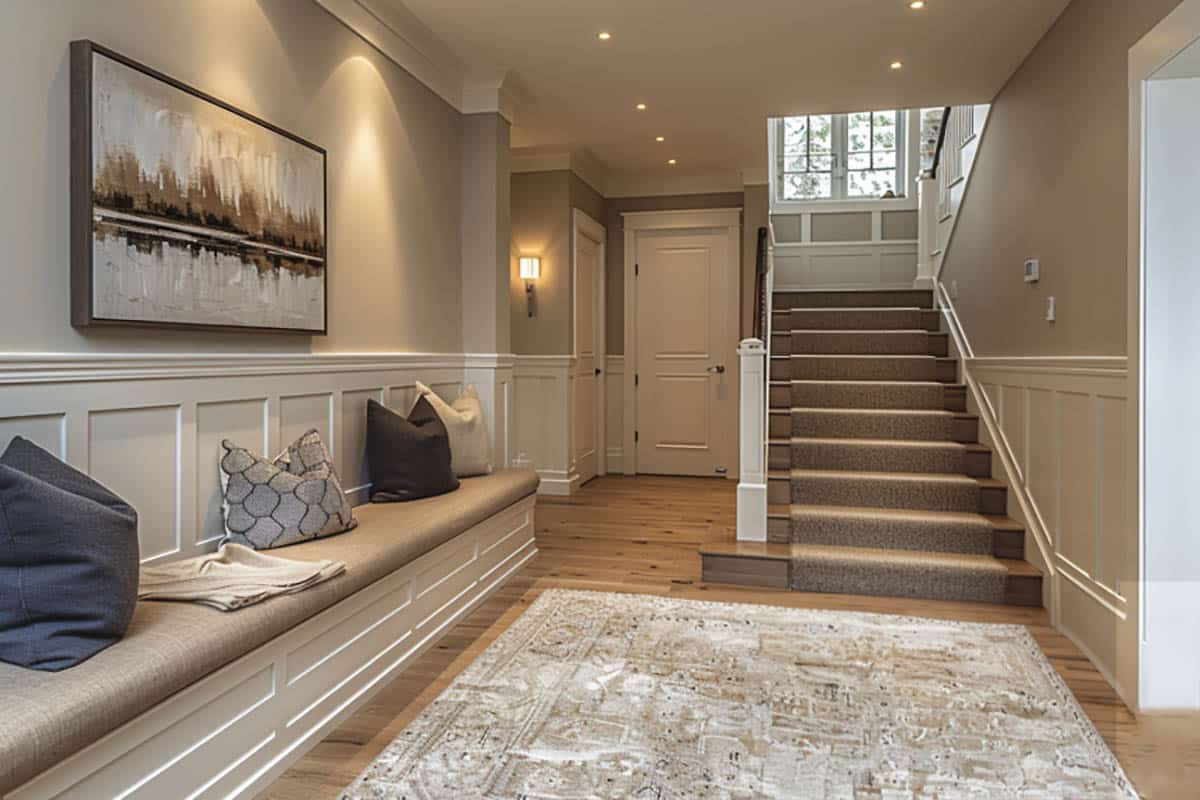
[387,0,1070,177]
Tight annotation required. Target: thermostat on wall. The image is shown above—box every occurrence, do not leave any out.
[1024,259,1040,283]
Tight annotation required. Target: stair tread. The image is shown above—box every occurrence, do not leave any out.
[787,503,1007,527]
[789,407,978,420]
[791,407,960,417]
[786,468,981,485]
[783,379,951,387]
[787,436,968,450]
[783,354,936,359]
[700,539,1033,576]
[790,543,1015,574]
[784,329,937,334]
[778,306,927,312]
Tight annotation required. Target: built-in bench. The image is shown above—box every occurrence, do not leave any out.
[0,469,539,800]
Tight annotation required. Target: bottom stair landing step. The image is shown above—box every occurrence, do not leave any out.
[700,538,1041,607]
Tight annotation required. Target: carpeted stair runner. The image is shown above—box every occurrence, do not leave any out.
[788,544,1008,603]
[711,287,1043,607]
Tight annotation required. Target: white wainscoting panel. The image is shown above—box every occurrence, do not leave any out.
[773,241,919,291]
[511,355,577,495]
[605,355,625,472]
[965,355,1134,702]
[0,353,522,566]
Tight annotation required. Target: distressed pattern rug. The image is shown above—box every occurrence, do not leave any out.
[341,590,1138,799]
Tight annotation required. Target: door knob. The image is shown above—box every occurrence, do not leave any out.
[707,365,726,374]
[595,368,602,376]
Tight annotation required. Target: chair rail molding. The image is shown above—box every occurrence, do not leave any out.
[938,282,1135,706]
[0,350,522,565]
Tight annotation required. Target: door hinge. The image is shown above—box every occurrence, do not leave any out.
[634,373,639,387]
[635,263,639,277]
[635,430,639,443]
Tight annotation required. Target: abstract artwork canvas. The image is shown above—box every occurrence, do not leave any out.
[71,41,327,333]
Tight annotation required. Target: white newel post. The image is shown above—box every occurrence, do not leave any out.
[914,176,938,290]
[737,338,767,542]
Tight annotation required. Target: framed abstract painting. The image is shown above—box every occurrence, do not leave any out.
[70,40,328,334]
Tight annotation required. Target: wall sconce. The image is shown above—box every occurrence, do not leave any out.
[519,256,541,318]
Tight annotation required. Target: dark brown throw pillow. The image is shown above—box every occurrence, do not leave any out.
[366,397,459,502]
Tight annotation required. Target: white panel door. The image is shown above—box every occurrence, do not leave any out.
[634,228,736,476]
[573,211,605,485]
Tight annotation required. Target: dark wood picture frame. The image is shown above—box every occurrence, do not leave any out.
[70,40,329,335]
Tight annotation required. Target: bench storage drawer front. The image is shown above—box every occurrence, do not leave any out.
[8,496,537,800]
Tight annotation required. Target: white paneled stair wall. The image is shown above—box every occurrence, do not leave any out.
[937,288,1136,705]
[0,353,518,567]
[930,104,990,283]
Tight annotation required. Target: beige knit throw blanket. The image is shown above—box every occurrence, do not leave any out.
[138,543,345,611]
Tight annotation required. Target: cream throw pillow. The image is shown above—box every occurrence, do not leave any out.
[413,382,493,477]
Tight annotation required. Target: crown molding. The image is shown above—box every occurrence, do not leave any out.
[511,147,609,197]
[606,169,749,199]
[313,0,517,122]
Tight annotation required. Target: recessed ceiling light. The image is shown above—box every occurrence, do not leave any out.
[655,135,665,142]
[636,103,647,111]
[890,60,904,70]
[597,31,612,40]
[667,158,677,165]
[909,1,925,8]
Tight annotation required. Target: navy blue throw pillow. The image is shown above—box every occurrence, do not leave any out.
[0,437,140,671]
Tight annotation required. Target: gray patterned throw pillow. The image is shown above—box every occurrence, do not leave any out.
[219,429,357,550]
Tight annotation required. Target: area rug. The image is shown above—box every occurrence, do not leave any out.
[341,590,1138,799]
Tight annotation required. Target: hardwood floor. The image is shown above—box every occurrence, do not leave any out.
[265,475,1199,799]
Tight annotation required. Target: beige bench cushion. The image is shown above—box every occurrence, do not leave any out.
[0,469,538,795]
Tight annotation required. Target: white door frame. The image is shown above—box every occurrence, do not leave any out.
[621,208,743,476]
[572,208,607,478]
[1129,0,1200,713]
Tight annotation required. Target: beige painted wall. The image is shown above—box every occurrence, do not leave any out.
[510,171,572,355]
[604,192,746,354]
[941,0,1182,356]
[462,113,512,355]
[1,0,466,354]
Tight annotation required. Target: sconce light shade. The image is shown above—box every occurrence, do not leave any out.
[519,256,541,280]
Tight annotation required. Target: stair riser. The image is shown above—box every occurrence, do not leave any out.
[789,558,1007,604]
[791,331,943,356]
[792,411,956,441]
[768,477,790,505]
[791,475,980,512]
[784,357,937,382]
[777,309,921,331]
[790,514,994,556]
[774,308,940,332]
[789,382,946,411]
[769,442,791,470]
[769,412,790,439]
[772,290,933,310]
[791,442,967,474]
[767,516,790,544]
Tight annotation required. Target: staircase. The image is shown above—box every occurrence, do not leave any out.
[703,288,1042,606]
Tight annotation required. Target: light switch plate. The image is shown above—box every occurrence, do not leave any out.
[1024,259,1040,283]
[1046,296,1056,322]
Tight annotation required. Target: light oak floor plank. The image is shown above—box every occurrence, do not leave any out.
[264,475,1199,799]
